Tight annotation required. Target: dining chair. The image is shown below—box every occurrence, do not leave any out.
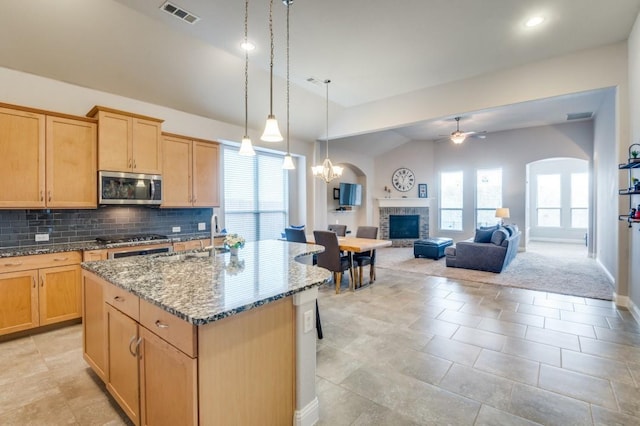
[327,224,347,236]
[284,227,307,243]
[352,226,378,288]
[313,230,354,293]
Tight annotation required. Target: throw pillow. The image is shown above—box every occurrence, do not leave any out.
[491,228,508,246]
[503,225,513,236]
[474,228,494,243]
[290,224,305,230]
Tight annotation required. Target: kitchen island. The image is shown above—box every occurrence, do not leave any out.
[81,240,330,426]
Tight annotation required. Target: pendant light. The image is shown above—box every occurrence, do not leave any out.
[239,0,255,156]
[312,79,342,182]
[282,0,295,169]
[260,0,283,142]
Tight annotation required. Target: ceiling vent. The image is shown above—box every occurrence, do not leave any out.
[566,112,593,121]
[306,77,323,86]
[160,1,200,24]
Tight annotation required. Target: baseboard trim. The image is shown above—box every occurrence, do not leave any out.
[294,397,319,426]
[622,295,640,324]
[595,258,616,285]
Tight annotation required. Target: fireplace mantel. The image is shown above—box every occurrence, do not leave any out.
[377,198,431,208]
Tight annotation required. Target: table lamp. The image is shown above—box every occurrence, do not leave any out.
[495,207,510,225]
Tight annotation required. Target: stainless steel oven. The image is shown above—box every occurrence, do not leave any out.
[107,245,173,259]
[99,171,162,205]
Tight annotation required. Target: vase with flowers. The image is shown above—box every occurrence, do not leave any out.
[224,233,245,256]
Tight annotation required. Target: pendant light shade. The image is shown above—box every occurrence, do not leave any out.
[261,0,283,142]
[312,79,342,183]
[239,0,255,156]
[281,0,295,169]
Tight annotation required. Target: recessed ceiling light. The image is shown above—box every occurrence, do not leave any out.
[241,41,255,51]
[525,16,545,27]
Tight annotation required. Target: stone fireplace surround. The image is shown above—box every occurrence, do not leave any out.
[378,198,430,247]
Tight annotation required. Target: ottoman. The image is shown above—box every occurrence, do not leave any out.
[414,237,454,259]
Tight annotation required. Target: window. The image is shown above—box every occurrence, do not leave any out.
[537,174,561,227]
[571,172,588,228]
[223,146,289,242]
[440,171,463,231]
[476,168,502,227]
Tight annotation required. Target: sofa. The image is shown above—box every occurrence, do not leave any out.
[445,224,520,273]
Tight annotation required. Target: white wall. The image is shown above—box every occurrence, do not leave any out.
[593,89,619,290]
[626,11,640,306]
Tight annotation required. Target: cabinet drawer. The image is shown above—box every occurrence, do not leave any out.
[104,282,139,321]
[0,251,81,274]
[173,239,209,252]
[140,299,196,357]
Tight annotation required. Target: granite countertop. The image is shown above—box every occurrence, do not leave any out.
[0,233,215,258]
[81,240,330,326]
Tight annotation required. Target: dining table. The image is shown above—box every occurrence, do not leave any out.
[307,235,392,291]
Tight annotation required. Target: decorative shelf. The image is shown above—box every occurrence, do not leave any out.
[619,161,640,169]
[619,189,640,195]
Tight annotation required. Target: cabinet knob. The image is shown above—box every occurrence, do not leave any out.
[128,158,132,168]
[48,190,51,202]
[40,276,44,287]
[40,191,44,201]
[32,276,36,288]
[4,262,23,267]
[53,257,68,262]
[113,296,125,303]
[133,159,136,168]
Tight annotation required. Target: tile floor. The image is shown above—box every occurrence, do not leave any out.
[1,267,639,425]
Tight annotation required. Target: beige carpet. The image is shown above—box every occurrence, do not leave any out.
[376,242,615,300]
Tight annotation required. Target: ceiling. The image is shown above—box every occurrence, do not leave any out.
[0,0,639,154]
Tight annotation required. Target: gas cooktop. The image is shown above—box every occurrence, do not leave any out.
[95,234,169,244]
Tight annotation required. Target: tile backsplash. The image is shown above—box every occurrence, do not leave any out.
[0,207,213,248]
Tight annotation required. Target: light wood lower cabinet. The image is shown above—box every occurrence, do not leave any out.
[0,270,38,335]
[139,327,197,426]
[0,252,82,336]
[38,264,82,326]
[106,304,141,425]
[173,238,211,252]
[82,271,295,425]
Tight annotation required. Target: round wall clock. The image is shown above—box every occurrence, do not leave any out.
[392,167,415,192]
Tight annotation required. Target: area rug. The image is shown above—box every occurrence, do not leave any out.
[376,243,614,300]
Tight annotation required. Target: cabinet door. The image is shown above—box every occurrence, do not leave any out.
[139,327,197,426]
[0,107,45,208]
[132,118,161,174]
[46,116,97,208]
[82,272,107,382]
[162,136,192,207]
[97,111,132,172]
[38,265,82,326]
[0,270,39,335]
[192,141,220,207]
[107,305,140,425]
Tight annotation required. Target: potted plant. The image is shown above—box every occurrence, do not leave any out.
[224,233,245,256]
[632,150,640,162]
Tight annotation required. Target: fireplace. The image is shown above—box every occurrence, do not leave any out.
[389,215,419,239]
[378,201,430,247]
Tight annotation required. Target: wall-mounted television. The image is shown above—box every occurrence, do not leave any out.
[339,182,362,206]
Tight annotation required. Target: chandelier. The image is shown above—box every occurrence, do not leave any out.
[312,79,342,182]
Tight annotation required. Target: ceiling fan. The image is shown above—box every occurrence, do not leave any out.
[445,116,487,144]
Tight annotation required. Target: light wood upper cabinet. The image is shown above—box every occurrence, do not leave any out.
[46,116,97,208]
[88,106,163,175]
[0,107,46,208]
[162,134,220,208]
[0,104,97,209]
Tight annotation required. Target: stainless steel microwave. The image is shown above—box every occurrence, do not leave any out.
[99,171,162,205]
